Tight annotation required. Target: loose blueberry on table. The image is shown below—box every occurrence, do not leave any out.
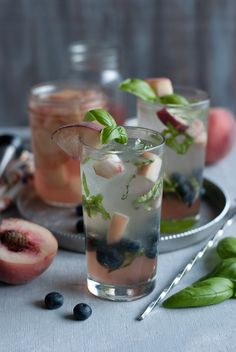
[44,292,64,310]
[73,303,92,321]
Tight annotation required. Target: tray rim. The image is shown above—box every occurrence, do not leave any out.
[16,177,231,253]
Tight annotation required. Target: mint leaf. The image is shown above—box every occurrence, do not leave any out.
[162,123,193,154]
[82,172,110,219]
[133,178,162,209]
[163,176,177,193]
[82,194,111,220]
[84,108,128,145]
[119,78,158,103]
[121,174,136,200]
[100,125,128,144]
[84,109,116,127]
[134,156,154,168]
[82,172,90,197]
[160,94,189,105]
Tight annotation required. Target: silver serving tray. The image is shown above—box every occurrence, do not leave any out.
[17,178,231,254]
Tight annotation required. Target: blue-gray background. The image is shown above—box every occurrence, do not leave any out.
[0,0,235,126]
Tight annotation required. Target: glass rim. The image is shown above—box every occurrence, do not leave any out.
[138,85,209,108]
[81,125,165,155]
[52,124,165,156]
[29,80,106,106]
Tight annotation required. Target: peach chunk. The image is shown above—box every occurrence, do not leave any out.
[107,212,129,244]
[146,77,173,97]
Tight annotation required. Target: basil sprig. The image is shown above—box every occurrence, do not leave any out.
[84,109,128,145]
[160,94,189,105]
[217,237,236,259]
[133,178,162,210]
[82,172,110,220]
[119,78,158,103]
[162,123,193,154]
[163,277,234,308]
[162,236,236,309]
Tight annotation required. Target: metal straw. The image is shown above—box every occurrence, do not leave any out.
[137,205,236,321]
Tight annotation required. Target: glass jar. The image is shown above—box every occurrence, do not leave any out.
[68,42,126,124]
[28,81,107,207]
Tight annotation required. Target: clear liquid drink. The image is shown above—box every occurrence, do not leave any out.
[83,128,164,300]
[53,125,165,301]
[137,87,209,233]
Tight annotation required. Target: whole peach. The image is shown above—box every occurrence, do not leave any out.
[206,108,236,164]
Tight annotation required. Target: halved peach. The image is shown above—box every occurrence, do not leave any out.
[0,218,58,284]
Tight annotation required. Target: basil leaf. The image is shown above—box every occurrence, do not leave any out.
[162,277,234,308]
[82,173,110,220]
[100,126,128,145]
[162,123,194,154]
[119,78,158,103]
[217,237,236,259]
[163,176,177,193]
[82,172,90,197]
[205,258,236,283]
[121,174,136,200]
[160,94,189,105]
[134,156,154,168]
[84,109,116,127]
[133,178,162,209]
[82,194,111,220]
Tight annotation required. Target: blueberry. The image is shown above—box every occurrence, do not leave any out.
[75,219,84,233]
[119,239,141,253]
[87,236,105,251]
[145,234,158,259]
[73,303,92,321]
[146,233,158,245]
[75,205,83,216]
[171,173,186,185]
[176,182,195,206]
[145,244,158,259]
[96,246,124,270]
[44,292,64,310]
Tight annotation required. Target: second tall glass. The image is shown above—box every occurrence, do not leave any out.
[138,87,209,233]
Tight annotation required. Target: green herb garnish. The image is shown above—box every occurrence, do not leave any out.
[82,171,90,197]
[160,94,189,105]
[162,123,193,154]
[119,78,158,103]
[84,109,128,145]
[217,237,236,259]
[134,157,154,168]
[85,109,116,127]
[121,174,136,200]
[162,237,236,309]
[162,277,234,308]
[133,178,162,210]
[82,172,110,220]
[163,175,177,193]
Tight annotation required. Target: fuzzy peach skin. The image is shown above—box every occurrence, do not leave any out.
[206,108,236,164]
[0,218,58,284]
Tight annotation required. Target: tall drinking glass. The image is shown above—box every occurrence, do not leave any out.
[53,126,165,301]
[137,87,209,233]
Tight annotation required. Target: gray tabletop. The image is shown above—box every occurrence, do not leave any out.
[0,128,236,352]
